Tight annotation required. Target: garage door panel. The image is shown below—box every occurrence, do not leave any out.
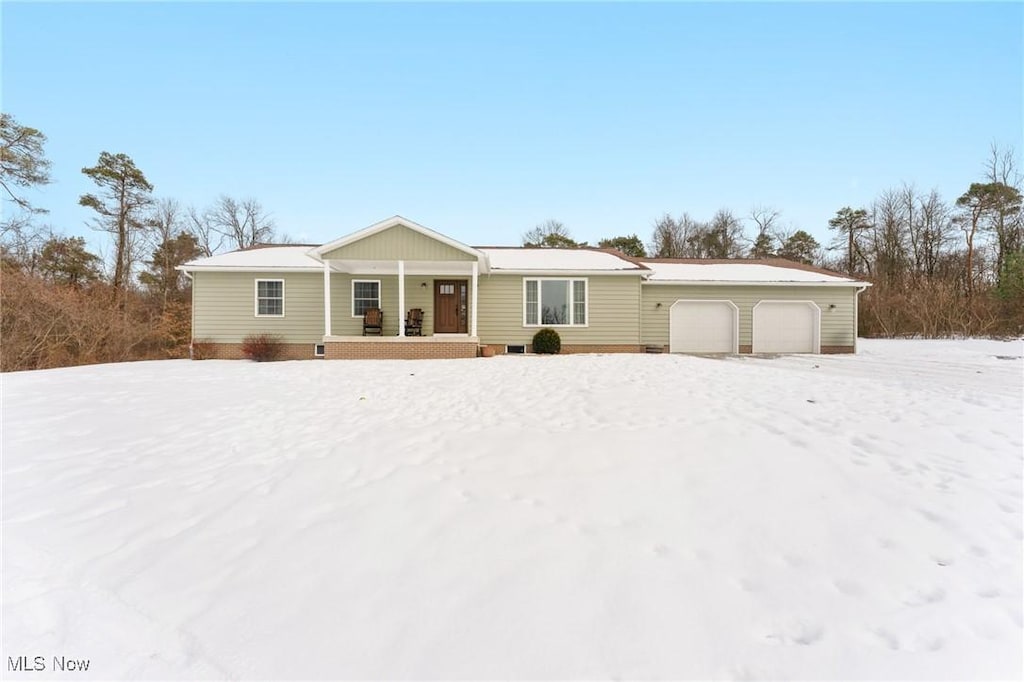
[752,301,819,353]
[669,301,737,353]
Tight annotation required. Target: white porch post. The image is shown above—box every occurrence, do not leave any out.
[471,260,479,337]
[397,260,406,337]
[323,261,332,337]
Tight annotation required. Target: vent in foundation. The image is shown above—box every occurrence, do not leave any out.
[506,345,526,354]
[314,344,325,357]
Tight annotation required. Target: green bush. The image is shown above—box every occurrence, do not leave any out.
[532,328,561,355]
[241,333,284,362]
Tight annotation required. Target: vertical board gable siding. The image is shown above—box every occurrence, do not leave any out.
[319,225,478,261]
[476,274,641,345]
[193,271,324,343]
[640,285,856,348]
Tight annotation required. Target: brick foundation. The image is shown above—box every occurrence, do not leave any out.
[640,344,856,355]
[820,345,855,354]
[193,340,858,361]
[480,343,644,355]
[324,341,478,360]
[560,344,645,354]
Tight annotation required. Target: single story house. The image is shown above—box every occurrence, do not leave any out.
[179,215,871,360]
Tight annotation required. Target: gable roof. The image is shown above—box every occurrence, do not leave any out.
[641,258,870,286]
[477,247,648,274]
[177,221,868,287]
[309,215,484,262]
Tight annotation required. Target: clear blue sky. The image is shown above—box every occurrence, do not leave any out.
[3,2,1021,254]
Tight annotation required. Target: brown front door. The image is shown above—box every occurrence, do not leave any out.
[434,280,468,333]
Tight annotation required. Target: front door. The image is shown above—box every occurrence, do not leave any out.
[434,280,468,333]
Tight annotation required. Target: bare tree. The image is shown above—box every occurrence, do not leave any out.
[650,214,688,258]
[983,143,1024,281]
[682,209,746,259]
[185,205,222,257]
[208,195,275,250]
[749,206,782,258]
[870,188,910,286]
[148,198,183,250]
[907,189,953,279]
[0,216,52,273]
[522,219,579,248]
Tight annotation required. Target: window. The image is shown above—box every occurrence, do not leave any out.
[255,279,284,317]
[523,278,587,326]
[352,280,381,317]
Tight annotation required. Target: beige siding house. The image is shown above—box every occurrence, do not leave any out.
[181,216,869,360]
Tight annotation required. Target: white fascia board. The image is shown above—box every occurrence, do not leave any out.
[490,269,646,277]
[177,266,321,273]
[642,279,871,287]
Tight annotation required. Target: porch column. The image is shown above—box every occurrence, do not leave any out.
[397,260,405,337]
[471,260,479,337]
[323,261,332,337]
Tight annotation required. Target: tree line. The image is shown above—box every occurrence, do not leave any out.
[3,111,1021,370]
[524,147,1023,338]
[1,113,287,370]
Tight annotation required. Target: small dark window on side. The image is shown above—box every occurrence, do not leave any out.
[314,344,325,357]
[506,345,526,354]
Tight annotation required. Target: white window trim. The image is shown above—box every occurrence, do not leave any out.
[351,279,381,318]
[522,277,589,328]
[254,278,285,318]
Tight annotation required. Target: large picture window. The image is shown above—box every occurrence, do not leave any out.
[524,278,587,326]
[352,280,381,317]
[255,279,284,317]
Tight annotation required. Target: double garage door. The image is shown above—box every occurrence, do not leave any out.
[669,300,819,354]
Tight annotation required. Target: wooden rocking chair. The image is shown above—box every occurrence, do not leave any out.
[405,308,424,336]
[362,308,383,336]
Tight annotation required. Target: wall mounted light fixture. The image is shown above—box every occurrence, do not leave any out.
[655,302,663,308]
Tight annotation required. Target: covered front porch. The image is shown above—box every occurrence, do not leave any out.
[308,215,490,359]
[319,260,481,359]
[321,258,480,340]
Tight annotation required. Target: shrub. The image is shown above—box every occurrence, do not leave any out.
[190,338,214,360]
[241,333,283,362]
[532,328,561,354]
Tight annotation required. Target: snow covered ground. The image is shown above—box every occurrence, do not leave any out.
[2,339,1022,680]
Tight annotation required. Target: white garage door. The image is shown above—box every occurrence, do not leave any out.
[669,300,738,353]
[752,301,820,353]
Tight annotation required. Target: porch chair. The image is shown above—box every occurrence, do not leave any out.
[405,308,424,336]
[362,308,383,336]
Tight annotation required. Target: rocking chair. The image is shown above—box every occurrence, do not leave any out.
[405,308,424,336]
[362,308,383,336]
